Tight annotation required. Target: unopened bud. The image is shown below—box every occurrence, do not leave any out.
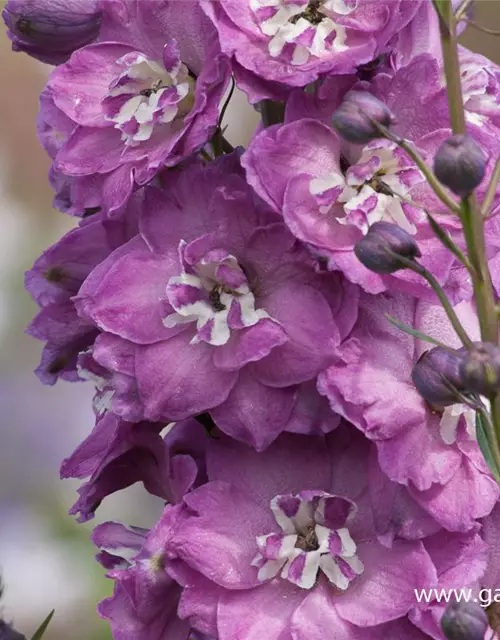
[433,135,486,198]
[441,600,489,640]
[412,346,466,407]
[0,620,26,640]
[354,221,421,274]
[332,91,395,144]
[2,0,102,65]
[460,342,500,396]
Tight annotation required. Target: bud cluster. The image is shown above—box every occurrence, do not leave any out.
[412,342,500,406]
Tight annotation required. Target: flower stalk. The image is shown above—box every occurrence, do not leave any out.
[436,0,500,476]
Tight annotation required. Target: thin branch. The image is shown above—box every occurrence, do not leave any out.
[372,122,461,215]
[391,252,473,348]
[463,18,500,36]
[454,0,474,21]
[218,76,235,131]
[481,156,500,218]
[384,313,459,351]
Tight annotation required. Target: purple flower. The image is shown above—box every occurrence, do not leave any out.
[25,203,139,384]
[40,1,230,217]
[201,0,423,102]
[318,291,500,531]
[93,426,491,639]
[74,155,358,450]
[243,54,500,301]
[92,516,208,639]
[409,531,488,638]
[61,415,204,522]
[2,0,101,65]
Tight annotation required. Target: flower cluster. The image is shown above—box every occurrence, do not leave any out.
[6,0,500,638]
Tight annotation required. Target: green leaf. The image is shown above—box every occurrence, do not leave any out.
[31,610,55,640]
[476,412,500,483]
[384,314,451,350]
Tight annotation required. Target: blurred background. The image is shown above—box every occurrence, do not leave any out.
[0,3,499,638]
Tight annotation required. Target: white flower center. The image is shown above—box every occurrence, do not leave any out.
[310,140,426,234]
[440,402,477,445]
[103,49,195,146]
[252,492,363,590]
[251,0,357,65]
[164,241,271,347]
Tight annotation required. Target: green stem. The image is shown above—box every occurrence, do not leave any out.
[481,156,500,218]
[437,0,500,480]
[420,269,473,348]
[393,254,473,348]
[460,198,498,341]
[480,404,500,477]
[437,1,498,343]
[438,2,466,133]
[454,0,474,21]
[373,123,461,215]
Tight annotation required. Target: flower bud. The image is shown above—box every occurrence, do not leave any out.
[354,221,421,274]
[0,620,26,640]
[332,91,395,144]
[460,342,500,396]
[2,0,102,65]
[441,600,489,640]
[433,135,486,198]
[412,346,466,407]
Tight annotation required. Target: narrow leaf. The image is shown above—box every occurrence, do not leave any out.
[31,610,55,640]
[384,314,451,349]
[476,412,500,483]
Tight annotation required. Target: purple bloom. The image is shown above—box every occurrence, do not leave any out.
[74,155,358,450]
[318,291,499,531]
[92,516,207,639]
[243,54,500,301]
[409,531,488,638]
[61,416,205,522]
[25,202,139,384]
[40,1,230,217]
[2,0,101,65]
[93,426,491,639]
[201,0,423,101]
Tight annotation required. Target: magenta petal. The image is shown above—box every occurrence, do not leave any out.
[409,456,500,532]
[56,126,125,175]
[218,580,303,640]
[482,503,500,590]
[291,583,415,640]
[376,418,462,490]
[172,482,274,589]
[335,541,437,626]
[49,43,134,126]
[242,119,341,212]
[76,236,178,344]
[211,370,296,450]
[136,335,238,421]
[213,319,288,371]
[205,432,331,509]
[170,561,222,636]
[252,283,338,387]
